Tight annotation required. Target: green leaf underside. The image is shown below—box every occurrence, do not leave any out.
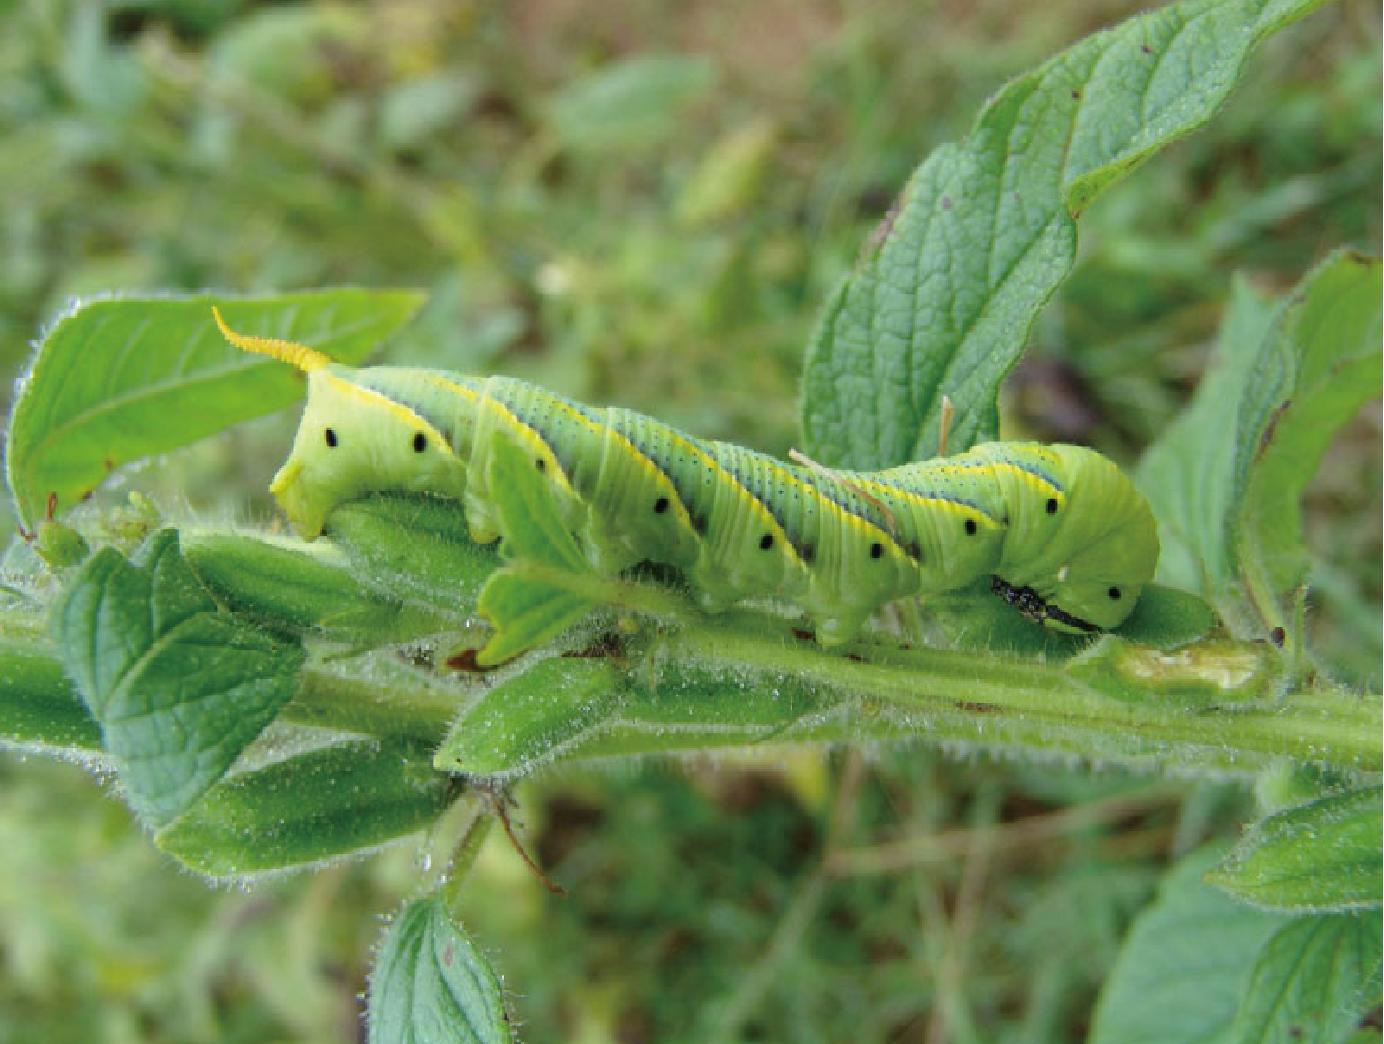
[155,738,454,876]
[436,658,628,776]
[0,639,102,752]
[801,0,1328,469]
[181,530,446,642]
[53,530,303,826]
[1234,254,1383,595]
[1207,787,1383,913]
[476,436,595,665]
[368,894,512,1044]
[1138,277,1277,595]
[1090,845,1288,1044]
[6,289,424,528]
[1228,913,1383,1044]
[325,494,497,614]
[1139,253,1383,614]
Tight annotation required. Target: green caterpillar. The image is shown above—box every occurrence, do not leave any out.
[214,309,1158,645]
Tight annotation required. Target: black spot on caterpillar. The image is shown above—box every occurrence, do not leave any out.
[213,309,1159,645]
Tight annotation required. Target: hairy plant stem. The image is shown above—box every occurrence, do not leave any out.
[278,611,1378,777]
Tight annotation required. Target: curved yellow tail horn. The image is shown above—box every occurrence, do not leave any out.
[212,306,331,372]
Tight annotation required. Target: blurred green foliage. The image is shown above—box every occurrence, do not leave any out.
[0,0,1377,1040]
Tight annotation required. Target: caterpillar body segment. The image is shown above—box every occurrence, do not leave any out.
[216,312,1157,644]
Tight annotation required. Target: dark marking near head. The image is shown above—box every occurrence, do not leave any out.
[759,533,774,551]
[800,543,815,564]
[991,575,1100,633]
[1269,626,1286,648]
[1107,587,1121,600]
[324,427,338,448]
[535,458,546,471]
[869,542,883,559]
[907,541,922,562]
[791,627,814,642]
[653,496,669,514]
[412,432,427,452]
[1045,498,1058,515]
[964,518,978,535]
[1070,89,1080,100]
[692,514,708,535]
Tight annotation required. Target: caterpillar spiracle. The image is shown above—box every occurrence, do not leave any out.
[213,309,1158,645]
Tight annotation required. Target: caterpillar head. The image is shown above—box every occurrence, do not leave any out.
[993,445,1159,633]
[213,309,461,538]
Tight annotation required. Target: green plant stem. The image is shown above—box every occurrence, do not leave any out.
[660,619,1381,773]
[283,662,467,741]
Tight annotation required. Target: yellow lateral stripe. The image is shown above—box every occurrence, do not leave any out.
[931,460,1066,499]
[321,373,455,456]
[422,373,480,403]
[851,476,1002,528]
[759,457,899,544]
[542,399,697,529]
[423,373,574,493]
[483,398,575,495]
[662,431,804,567]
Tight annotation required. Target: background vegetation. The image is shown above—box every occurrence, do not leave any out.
[0,1,1378,1041]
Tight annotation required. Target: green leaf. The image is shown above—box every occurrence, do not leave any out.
[6,289,424,528]
[1234,253,1383,595]
[476,437,595,665]
[801,0,1328,468]
[181,529,452,642]
[325,493,497,615]
[1139,277,1277,596]
[155,738,455,876]
[1113,584,1218,649]
[368,893,512,1044]
[1090,845,1288,1044]
[546,55,715,152]
[435,658,625,777]
[1207,787,1383,913]
[1228,912,1383,1044]
[0,640,102,753]
[1140,253,1383,634]
[52,530,303,826]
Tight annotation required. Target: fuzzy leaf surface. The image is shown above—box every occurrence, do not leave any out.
[802,0,1328,468]
[368,894,512,1044]
[53,530,303,826]
[156,737,454,876]
[1207,787,1383,913]
[1227,912,1383,1044]
[6,289,423,527]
